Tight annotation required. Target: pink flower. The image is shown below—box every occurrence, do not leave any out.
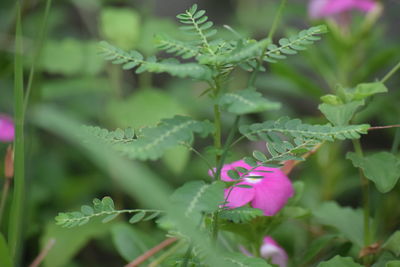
[260,236,288,267]
[0,114,14,142]
[210,160,294,216]
[309,0,377,19]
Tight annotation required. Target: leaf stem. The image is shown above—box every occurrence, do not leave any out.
[9,3,25,261]
[352,139,371,248]
[248,0,287,87]
[148,240,185,267]
[381,60,400,84]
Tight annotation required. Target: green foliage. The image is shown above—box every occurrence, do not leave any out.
[99,41,213,80]
[219,88,281,115]
[155,34,200,59]
[111,223,155,262]
[85,115,214,160]
[170,181,225,219]
[319,101,364,126]
[99,7,141,50]
[313,202,365,248]
[347,152,400,193]
[319,82,388,126]
[176,4,217,53]
[0,234,13,267]
[219,207,263,223]
[240,117,369,142]
[264,25,327,63]
[223,253,272,267]
[383,231,400,257]
[239,117,369,169]
[41,219,112,267]
[317,255,363,267]
[55,197,161,228]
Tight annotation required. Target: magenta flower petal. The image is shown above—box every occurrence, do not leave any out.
[251,170,294,216]
[309,0,377,19]
[0,114,14,142]
[260,236,288,267]
[224,186,255,209]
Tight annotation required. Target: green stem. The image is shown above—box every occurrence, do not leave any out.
[9,3,25,261]
[248,0,287,87]
[391,128,400,154]
[381,60,400,84]
[352,139,371,248]
[23,0,52,114]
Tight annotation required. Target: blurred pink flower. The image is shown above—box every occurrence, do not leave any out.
[260,236,288,267]
[309,0,377,19]
[210,160,294,216]
[0,114,14,142]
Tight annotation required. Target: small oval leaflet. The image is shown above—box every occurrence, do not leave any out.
[129,211,146,224]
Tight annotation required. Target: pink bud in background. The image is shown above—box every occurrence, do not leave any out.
[309,0,377,19]
[210,160,294,216]
[0,114,15,142]
[260,236,288,267]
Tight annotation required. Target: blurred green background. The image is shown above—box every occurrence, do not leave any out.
[0,0,399,266]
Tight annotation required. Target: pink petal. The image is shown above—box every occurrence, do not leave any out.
[260,236,288,267]
[224,185,255,209]
[309,0,377,18]
[0,114,14,142]
[251,169,294,216]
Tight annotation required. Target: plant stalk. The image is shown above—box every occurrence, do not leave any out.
[352,139,371,247]
[248,0,287,87]
[381,60,400,84]
[9,3,25,261]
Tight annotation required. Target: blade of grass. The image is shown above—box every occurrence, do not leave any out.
[8,2,25,262]
[23,0,53,114]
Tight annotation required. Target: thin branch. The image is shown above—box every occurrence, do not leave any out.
[125,237,178,267]
[368,124,400,131]
[28,238,56,267]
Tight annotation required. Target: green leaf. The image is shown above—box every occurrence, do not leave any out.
[220,207,263,223]
[346,152,400,193]
[383,231,400,257]
[318,100,364,126]
[317,255,363,267]
[224,253,272,267]
[111,223,150,262]
[300,234,337,265]
[100,7,140,50]
[219,89,281,115]
[0,233,13,267]
[352,82,388,101]
[170,181,224,218]
[264,25,327,63]
[155,34,200,59]
[313,202,365,247]
[129,212,146,224]
[386,261,400,267]
[86,115,214,160]
[240,117,369,142]
[40,39,105,76]
[41,219,112,267]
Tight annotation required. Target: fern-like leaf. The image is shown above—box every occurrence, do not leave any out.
[176,4,217,54]
[240,117,369,142]
[198,39,270,65]
[219,88,281,115]
[99,41,212,80]
[155,34,200,59]
[264,25,327,63]
[85,116,214,160]
[170,181,225,218]
[55,197,162,228]
[220,207,263,223]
